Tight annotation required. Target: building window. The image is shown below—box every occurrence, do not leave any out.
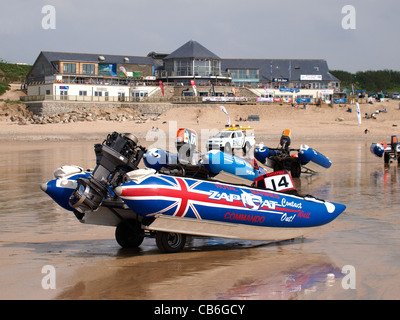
[248,69,259,80]
[313,82,320,89]
[83,64,95,75]
[63,63,76,74]
[211,60,221,76]
[60,90,68,100]
[175,60,192,77]
[94,91,102,96]
[79,91,87,96]
[228,69,259,82]
[193,59,209,76]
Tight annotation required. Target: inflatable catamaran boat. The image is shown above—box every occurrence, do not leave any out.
[370,135,400,164]
[41,132,345,253]
[254,129,332,177]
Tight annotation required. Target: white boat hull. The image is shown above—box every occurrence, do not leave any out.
[144,214,317,241]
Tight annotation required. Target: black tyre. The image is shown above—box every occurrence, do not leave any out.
[242,142,251,155]
[223,143,232,154]
[115,220,144,248]
[384,152,390,164]
[290,159,302,178]
[155,232,186,253]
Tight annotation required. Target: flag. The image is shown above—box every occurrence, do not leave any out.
[190,79,197,96]
[159,80,164,96]
[220,106,228,115]
[356,102,361,124]
[220,106,230,125]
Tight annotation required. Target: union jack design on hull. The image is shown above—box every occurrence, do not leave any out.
[116,173,346,229]
[121,176,208,219]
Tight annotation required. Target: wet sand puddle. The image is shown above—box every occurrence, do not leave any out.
[1,137,400,299]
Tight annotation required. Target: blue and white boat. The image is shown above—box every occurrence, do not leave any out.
[370,135,400,164]
[41,132,345,253]
[254,129,332,177]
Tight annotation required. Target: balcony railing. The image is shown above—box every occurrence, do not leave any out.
[20,94,204,103]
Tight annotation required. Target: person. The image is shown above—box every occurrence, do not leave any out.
[196,116,199,125]
[368,96,373,104]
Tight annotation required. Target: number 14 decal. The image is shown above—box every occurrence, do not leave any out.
[264,171,295,192]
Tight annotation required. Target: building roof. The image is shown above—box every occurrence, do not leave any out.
[41,51,155,65]
[164,40,221,60]
[221,59,339,82]
[31,42,338,83]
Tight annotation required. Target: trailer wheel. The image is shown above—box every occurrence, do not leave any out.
[384,152,390,164]
[156,232,186,253]
[291,161,301,178]
[115,220,144,248]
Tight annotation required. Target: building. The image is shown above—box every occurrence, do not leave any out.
[159,40,231,85]
[26,51,160,101]
[159,41,339,92]
[25,40,340,103]
[222,58,339,89]
[221,58,340,103]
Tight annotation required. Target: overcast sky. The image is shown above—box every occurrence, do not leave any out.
[1,0,399,73]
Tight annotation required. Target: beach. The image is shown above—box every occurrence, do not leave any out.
[0,98,399,143]
[1,97,400,300]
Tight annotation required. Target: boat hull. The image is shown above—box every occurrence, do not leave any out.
[42,167,345,241]
[144,214,318,241]
[115,171,345,233]
[40,168,90,211]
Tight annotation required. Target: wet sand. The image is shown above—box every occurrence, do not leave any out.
[1,101,400,300]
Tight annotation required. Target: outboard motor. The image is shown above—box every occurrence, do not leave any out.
[391,135,398,158]
[279,129,292,155]
[175,128,197,164]
[69,132,146,214]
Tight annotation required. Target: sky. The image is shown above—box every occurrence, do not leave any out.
[0,0,399,73]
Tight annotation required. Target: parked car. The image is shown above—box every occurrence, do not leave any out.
[206,126,255,155]
[392,93,400,99]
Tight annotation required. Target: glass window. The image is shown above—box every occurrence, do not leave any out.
[194,59,209,76]
[229,70,238,79]
[79,91,87,96]
[239,70,246,79]
[211,60,221,75]
[248,69,259,80]
[215,132,232,138]
[175,60,193,76]
[63,63,76,74]
[83,64,95,75]
[228,69,259,81]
